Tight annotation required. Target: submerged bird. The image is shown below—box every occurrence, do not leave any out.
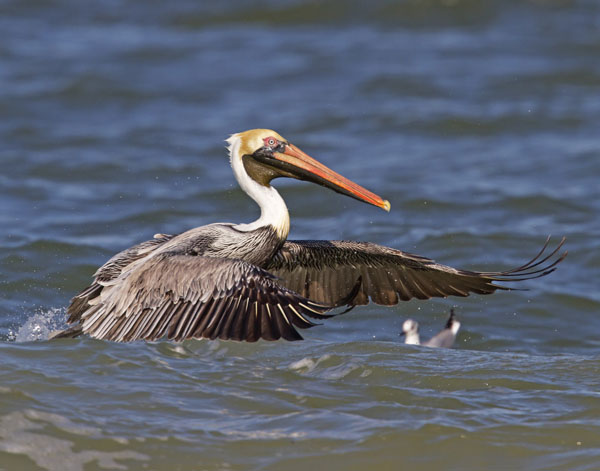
[53,129,566,342]
[401,309,461,348]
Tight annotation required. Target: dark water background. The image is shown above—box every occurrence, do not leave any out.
[1,0,599,469]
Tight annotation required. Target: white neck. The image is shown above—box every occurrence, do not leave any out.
[227,135,290,240]
[404,330,420,345]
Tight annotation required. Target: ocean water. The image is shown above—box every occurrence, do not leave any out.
[1,0,599,469]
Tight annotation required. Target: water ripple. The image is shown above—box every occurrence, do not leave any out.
[1,0,599,468]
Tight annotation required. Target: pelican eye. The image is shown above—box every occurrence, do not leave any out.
[263,137,279,148]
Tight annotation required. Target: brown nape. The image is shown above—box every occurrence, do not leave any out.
[242,154,296,186]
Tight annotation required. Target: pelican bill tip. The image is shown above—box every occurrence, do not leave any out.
[382,200,391,212]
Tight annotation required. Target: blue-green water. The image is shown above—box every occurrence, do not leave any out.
[1,1,599,469]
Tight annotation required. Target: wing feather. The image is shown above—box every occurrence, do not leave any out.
[64,254,336,342]
[67,234,175,324]
[266,237,566,306]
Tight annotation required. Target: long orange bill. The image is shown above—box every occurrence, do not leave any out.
[274,143,391,212]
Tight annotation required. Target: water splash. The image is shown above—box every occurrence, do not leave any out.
[8,307,67,342]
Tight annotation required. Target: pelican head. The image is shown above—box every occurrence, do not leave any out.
[227,129,391,211]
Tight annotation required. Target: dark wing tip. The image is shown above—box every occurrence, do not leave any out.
[49,325,84,340]
[445,308,456,329]
[479,236,567,284]
[193,267,342,343]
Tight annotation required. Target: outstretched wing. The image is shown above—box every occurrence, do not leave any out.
[266,237,566,306]
[74,253,334,342]
[67,233,175,324]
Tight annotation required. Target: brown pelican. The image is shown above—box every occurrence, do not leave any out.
[53,129,566,342]
[401,309,461,348]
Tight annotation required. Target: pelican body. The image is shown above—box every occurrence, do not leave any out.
[54,129,566,342]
